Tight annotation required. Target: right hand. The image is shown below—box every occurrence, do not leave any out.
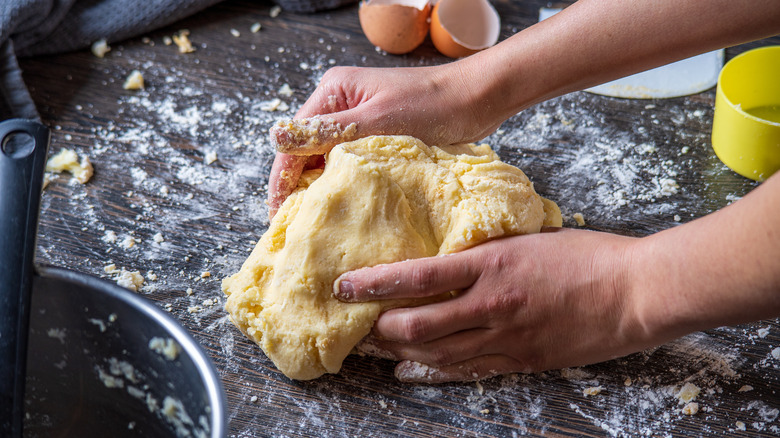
[333,227,648,383]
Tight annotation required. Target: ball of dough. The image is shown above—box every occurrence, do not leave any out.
[222,135,560,380]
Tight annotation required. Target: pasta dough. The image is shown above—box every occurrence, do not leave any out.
[222,135,561,380]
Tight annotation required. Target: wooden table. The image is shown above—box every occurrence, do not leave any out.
[19,1,780,436]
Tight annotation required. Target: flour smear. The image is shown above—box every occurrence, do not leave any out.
[35,21,777,438]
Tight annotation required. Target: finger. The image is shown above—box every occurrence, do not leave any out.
[266,153,307,218]
[270,117,358,155]
[355,335,397,360]
[394,355,527,383]
[333,253,479,302]
[373,297,490,344]
[359,328,497,366]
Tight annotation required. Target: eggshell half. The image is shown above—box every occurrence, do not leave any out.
[430,0,500,58]
[359,0,431,55]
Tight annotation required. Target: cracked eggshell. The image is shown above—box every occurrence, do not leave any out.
[359,0,432,55]
[431,0,500,58]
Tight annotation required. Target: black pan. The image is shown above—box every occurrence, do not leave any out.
[0,119,227,437]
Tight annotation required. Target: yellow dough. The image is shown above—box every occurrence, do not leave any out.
[222,135,561,380]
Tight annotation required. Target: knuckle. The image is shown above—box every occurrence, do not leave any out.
[409,263,438,295]
[429,347,454,366]
[482,291,521,318]
[398,313,429,343]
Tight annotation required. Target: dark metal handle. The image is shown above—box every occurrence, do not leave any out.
[0,119,50,437]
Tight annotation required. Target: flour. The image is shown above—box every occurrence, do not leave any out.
[33,18,777,438]
[484,95,711,229]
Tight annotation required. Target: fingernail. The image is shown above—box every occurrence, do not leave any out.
[334,277,354,301]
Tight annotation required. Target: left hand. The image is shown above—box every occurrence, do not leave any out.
[333,228,646,383]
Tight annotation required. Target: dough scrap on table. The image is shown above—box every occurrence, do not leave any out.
[222,135,561,380]
[46,148,94,184]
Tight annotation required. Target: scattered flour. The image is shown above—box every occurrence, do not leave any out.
[33,17,774,438]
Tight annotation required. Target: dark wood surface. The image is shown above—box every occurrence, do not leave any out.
[19,1,780,436]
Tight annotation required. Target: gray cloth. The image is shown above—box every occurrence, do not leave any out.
[0,0,227,120]
[275,0,356,13]
[0,0,357,121]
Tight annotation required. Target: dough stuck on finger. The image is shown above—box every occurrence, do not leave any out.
[270,116,358,155]
[222,135,560,380]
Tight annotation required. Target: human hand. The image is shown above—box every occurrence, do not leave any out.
[333,228,650,383]
[267,62,504,216]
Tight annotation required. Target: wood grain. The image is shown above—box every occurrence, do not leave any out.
[19,0,780,436]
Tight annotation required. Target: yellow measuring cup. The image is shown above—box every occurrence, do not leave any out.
[712,46,780,181]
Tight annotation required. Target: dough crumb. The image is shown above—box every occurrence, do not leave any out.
[737,385,754,393]
[278,83,293,97]
[102,230,118,244]
[46,149,93,183]
[479,409,490,415]
[572,212,586,226]
[96,366,124,388]
[105,264,145,292]
[270,5,281,17]
[161,396,195,436]
[91,39,111,58]
[172,30,195,53]
[676,382,700,404]
[120,235,137,249]
[123,70,144,90]
[230,28,241,38]
[583,386,604,397]
[260,98,288,112]
[681,402,699,415]
[735,421,746,431]
[204,150,217,165]
[251,22,262,33]
[772,347,780,361]
[659,178,679,196]
[153,232,165,243]
[148,337,181,360]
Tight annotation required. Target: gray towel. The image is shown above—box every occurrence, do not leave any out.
[0,0,357,120]
[0,0,227,120]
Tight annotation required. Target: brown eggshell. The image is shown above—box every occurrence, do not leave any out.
[359,0,432,55]
[430,0,500,58]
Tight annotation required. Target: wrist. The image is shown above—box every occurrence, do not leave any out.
[623,229,718,349]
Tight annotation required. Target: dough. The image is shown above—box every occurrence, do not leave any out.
[222,135,561,380]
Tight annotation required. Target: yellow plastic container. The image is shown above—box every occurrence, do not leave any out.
[712,46,780,181]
